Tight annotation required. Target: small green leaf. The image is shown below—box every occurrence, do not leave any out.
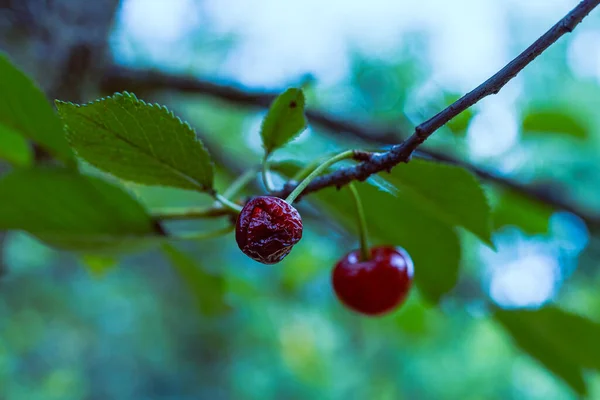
[386,160,493,246]
[522,108,588,139]
[0,167,161,253]
[80,254,118,277]
[162,244,230,316]
[493,189,554,235]
[0,53,75,167]
[495,306,600,396]
[0,125,32,167]
[56,92,214,191]
[260,88,307,155]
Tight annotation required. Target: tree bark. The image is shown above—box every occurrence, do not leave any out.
[0,0,121,102]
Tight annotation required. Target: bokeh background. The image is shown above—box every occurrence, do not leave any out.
[2,0,600,399]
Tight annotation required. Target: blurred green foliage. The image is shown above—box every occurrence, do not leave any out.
[0,54,75,168]
[2,2,600,400]
[0,167,159,252]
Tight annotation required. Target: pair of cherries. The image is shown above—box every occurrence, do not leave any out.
[235,196,414,316]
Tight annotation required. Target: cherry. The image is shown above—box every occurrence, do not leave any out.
[332,246,414,316]
[235,196,303,264]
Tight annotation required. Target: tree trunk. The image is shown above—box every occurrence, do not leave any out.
[0,0,121,102]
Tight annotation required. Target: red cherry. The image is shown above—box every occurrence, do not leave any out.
[332,246,414,316]
[235,196,303,264]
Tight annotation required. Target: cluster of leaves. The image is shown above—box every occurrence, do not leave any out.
[0,54,226,313]
[0,52,599,396]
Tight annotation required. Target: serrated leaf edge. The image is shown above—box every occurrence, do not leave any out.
[55,92,215,192]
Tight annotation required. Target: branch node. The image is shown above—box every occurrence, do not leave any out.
[352,150,374,162]
[562,21,574,32]
[414,125,426,138]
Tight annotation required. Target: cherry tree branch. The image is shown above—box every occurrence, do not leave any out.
[100,66,589,222]
[100,0,600,226]
[270,0,600,198]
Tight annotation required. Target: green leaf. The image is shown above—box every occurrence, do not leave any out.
[0,167,162,253]
[0,125,32,167]
[493,189,553,235]
[314,183,461,303]
[0,53,75,167]
[162,244,230,316]
[80,254,118,277]
[386,160,493,246]
[56,92,214,191]
[495,306,600,396]
[522,108,588,139]
[260,88,307,156]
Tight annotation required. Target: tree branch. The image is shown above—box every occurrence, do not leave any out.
[101,68,593,223]
[100,3,598,218]
[101,68,599,225]
[270,0,600,198]
[100,0,600,227]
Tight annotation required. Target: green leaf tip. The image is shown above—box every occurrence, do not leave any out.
[80,254,118,277]
[56,91,215,192]
[492,189,553,235]
[260,87,308,156]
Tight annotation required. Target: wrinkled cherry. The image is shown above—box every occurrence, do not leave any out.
[332,246,414,316]
[235,196,303,264]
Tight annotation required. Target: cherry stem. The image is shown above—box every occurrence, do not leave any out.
[262,155,276,193]
[175,225,234,241]
[223,165,260,199]
[348,183,370,261]
[285,150,356,204]
[214,193,243,213]
[155,169,256,222]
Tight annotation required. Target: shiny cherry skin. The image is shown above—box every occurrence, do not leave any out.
[332,246,414,316]
[235,196,303,264]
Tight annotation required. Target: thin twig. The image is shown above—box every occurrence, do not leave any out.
[101,66,596,224]
[99,0,600,226]
[271,0,600,198]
